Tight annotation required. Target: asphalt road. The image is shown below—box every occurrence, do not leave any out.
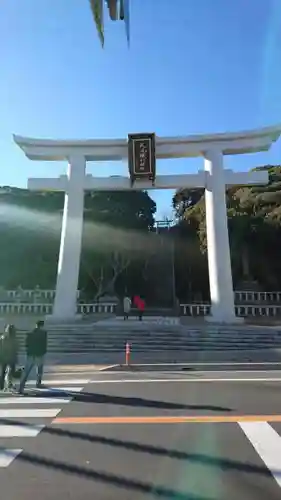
[1,370,281,500]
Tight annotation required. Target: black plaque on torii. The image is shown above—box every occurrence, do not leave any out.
[128,133,156,186]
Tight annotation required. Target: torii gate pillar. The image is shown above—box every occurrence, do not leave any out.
[204,149,236,322]
[14,125,281,323]
[54,155,86,318]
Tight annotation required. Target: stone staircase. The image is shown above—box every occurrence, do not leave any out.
[95,316,180,326]
[15,318,281,354]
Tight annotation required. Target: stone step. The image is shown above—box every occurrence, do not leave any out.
[23,346,279,353]
[27,330,281,341]
[17,327,281,336]
[16,335,281,341]
[31,339,280,345]
[50,339,281,345]
[16,335,281,343]
[43,320,281,332]
[43,329,281,337]
[15,342,278,347]
[72,341,267,346]
[16,342,281,351]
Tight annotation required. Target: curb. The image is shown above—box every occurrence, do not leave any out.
[45,364,119,373]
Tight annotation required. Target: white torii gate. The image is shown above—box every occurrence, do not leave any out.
[14,125,281,323]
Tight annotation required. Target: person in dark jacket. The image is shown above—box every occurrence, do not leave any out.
[0,324,18,391]
[19,320,47,394]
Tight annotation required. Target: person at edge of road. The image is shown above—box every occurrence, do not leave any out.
[18,320,47,394]
[134,295,145,321]
[0,324,18,392]
[123,295,132,320]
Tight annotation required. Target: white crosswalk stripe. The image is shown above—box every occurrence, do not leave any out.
[0,409,61,418]
[38,387,83,392]
[0,377,90,468]
[0,424,44,438]
[0,398,70,405]
[26,378,89,386]
[239,421,281,489]
[0,449,22,467]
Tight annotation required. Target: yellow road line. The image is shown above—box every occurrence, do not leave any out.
[53,415,281,425]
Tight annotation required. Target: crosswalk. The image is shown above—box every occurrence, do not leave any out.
[0,377,89,468]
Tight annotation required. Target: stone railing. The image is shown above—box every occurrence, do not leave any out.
[6,289,55,300]
[234,291,281,303]
[0,303,53,315]
[0,302,116,316]
[1,301,281,318]
[2,289,281,304]
[79,303,116,315]
[180,304,281,317]
[4,289,80,301]
[187,292,281,304]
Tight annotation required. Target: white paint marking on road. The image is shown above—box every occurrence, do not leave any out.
[92,369,280,376]
[0,409,61,418]
[98,365,119,371]
[91,369,281,377]
[26,379,90,386]
[180,370,281,375]
[0,424,44,437]
[88,377,281,383]
[0,449,22,467]
[239,422,281,489]
[0,397,70,405]
[116,362,281,366]
[39,386,84,393]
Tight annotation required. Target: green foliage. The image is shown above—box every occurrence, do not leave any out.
[90,0,104,46]
[173,165,281,296]
[90,1,129,46]
[0,188,156,296]
[2,165,281,301]
[84,190,155,230]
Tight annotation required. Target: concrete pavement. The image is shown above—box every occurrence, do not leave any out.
[39,348,281,365]
[0,370,281,499]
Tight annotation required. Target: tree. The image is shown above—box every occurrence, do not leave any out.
[80,248,132,299]
[80,190,156,299]
[172,165,281,297]
[172,188,204,221]
[83,190,155,231]
[3,166,281,300]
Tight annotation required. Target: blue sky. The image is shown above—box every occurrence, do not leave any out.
[0,0,281,216]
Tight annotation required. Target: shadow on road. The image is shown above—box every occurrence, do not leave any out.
[0,417,275,478]
[33,389,232,412]
[15,450,216,500]
[44,425,279,477]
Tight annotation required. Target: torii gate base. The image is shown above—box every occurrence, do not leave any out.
[14,125,281,324]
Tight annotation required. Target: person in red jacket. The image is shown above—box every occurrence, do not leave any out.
[134,295,145,321]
